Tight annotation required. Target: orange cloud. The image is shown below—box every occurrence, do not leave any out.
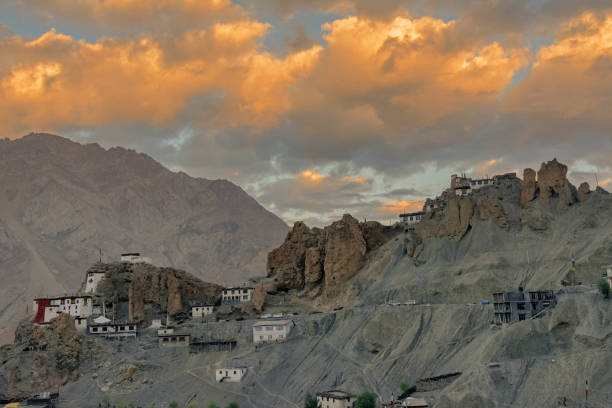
[24,0,245,30]
[300,170,326,183]
[379,200,424,214]
[293,14,529,133]
[0,27,321,136]
[502,12,612,125]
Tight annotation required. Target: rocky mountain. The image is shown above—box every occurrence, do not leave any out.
[0,133,288,344]
[1,158,611,408]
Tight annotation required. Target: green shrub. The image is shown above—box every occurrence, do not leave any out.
[226,403,239,408]
[169,402,179,408]
[304,394,320,408]
[353,392,377,408]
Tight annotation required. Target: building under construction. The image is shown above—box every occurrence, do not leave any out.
[493,287,557,324]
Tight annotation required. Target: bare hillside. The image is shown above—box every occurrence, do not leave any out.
[0,133,288,344]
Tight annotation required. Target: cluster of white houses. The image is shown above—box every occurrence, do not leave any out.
[399,172,516,226]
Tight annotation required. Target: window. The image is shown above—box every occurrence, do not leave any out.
[275,326,283,331]
[265,326,273,331]
[129,326,135,330]
[71,299,76,304]
[102,327,108,332]
[478,180,482,185]
[518,314,525,321]
[484,180,489,185]
[255,327,262,331]
[259,336,263,340]
[93,327,98,332]
[163,338,169,342]
[242,295,248,300]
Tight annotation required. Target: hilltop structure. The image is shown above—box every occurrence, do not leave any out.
[316,390,354,408]
[252,320,293,344]
[493,287,557,324]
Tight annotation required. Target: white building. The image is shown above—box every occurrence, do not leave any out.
[252,320,293,344]
[215,367,247,383]
[317,390,355,408]
[158,327,174,336]
[469,177,494,190]
[454,186,471,196]
[192,305,214,318]
[89,322,137,338]
[120,253,152,264]
[399,211,424,226]
[149,319,163,329]
[604,265,612,288]
[85,270,106,293]
[222,287,253,303]
[32,295,93,325]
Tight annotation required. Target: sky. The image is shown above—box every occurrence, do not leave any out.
[0,0,611,226]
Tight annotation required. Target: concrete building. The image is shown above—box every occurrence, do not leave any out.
[158,333,190,347]
[120,252,151,264]
[316,390,354,408]
[84,270,106,293]
[157,327,174,336]
[33,295,93,324]
[424,198,445,213]
[222,287,253,303]
[493,287,557,324]
[215,367,247,382]
[192,305,214,318]
[382,398,429,408]
[89,322,137,338]
[399,211,424,227]
[252,320,293,344]
[469,177,494,190]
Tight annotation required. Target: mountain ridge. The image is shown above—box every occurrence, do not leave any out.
[0,133,289,344]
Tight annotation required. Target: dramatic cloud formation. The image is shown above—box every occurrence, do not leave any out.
[1,1,610,225]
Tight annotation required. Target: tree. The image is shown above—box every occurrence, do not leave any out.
[186,403,198,408]
[353,392,377,408]
[207,403,220,408]
[400,381,416,396]
[598,278,610,299]
[304,394,320,408]
[226,403,239,408]
[169,402,179,408]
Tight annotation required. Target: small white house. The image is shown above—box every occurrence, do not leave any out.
[149,319,163,329]
[84,270,106,293]
[33,295,93,324]
[192,305,214,318]
[317,390,355,408]
[399,211,424,226]
[252,320,293,344]
[75,316,88,332]
[120,253,152,264]
[469,178,494,190]
[222,287,253,303]
[89,322,137,338]
[215,367,247,383]
[604,265,612,288]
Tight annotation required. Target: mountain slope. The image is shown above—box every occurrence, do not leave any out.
[0,133,288,344]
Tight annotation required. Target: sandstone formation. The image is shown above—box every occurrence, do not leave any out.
[0,132,288,344]
[520,168,537,206]
[0,314,81,400]
[537,158,574,205]
[97,262,222,319]
[577,182,590,202]
[267,215,400,291]
[253,285,266,313]
[416,196,474,240]
[478,197,509,230]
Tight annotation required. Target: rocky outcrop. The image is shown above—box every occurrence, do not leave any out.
[97,262,222,320]
[253,286,266,313]
[323,215,368,286]
[577,182,590,202]
[417,196,474,240]
[478,197,509,230]
[267,215,400,291]
[537,159,574,205]
[0,314,82,400]
[520,168,537,206]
